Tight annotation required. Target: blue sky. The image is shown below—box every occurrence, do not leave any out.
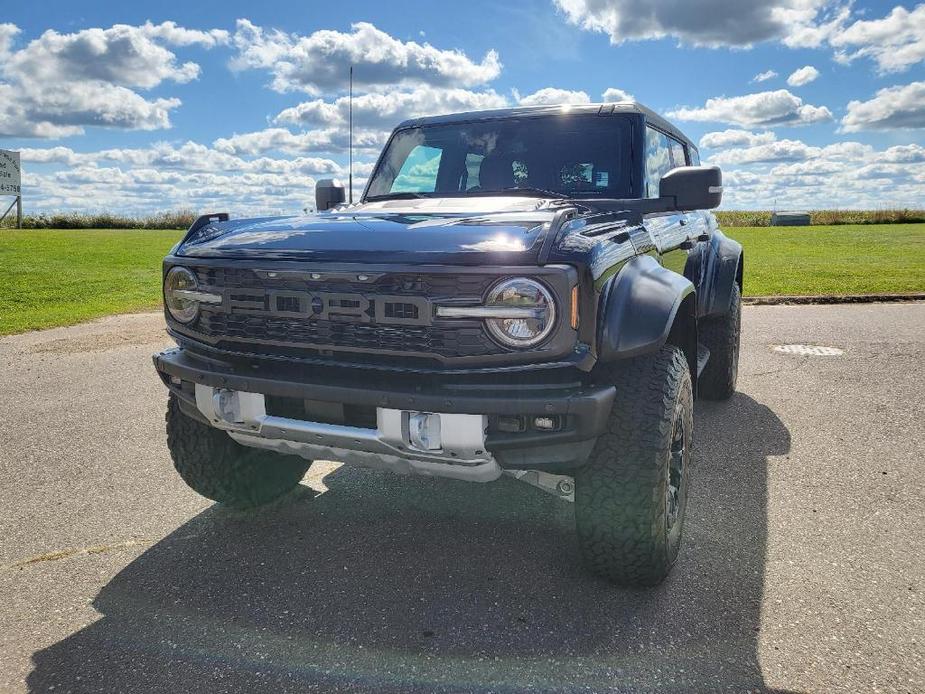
[1,0,923,213]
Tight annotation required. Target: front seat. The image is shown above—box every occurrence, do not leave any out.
[477,154,514,191]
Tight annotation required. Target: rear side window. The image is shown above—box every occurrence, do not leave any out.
[644,127,672,198]
[463,152,483,190]
[669,139,687,168]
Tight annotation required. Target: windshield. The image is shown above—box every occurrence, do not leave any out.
[365,114,634,200]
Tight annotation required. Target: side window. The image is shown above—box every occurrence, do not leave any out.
[392,145,442,192]
[689,147,701,166]
[644,127,672,198]
[512,160,528,185]
[463,152,483,190]
[559,162,593,191]
[669,139,687,168]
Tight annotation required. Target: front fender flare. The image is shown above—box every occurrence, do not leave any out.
[597,255,695,363]
[704,229,743,316]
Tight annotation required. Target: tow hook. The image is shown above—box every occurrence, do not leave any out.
[505,470,575,502]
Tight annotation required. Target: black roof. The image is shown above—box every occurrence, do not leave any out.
[397,101,697,151]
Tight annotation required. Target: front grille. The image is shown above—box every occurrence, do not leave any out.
[192,266,492,298]
[198,312,495,357]
[185,266,502,361]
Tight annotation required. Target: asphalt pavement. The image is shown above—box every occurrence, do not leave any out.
[0,304,922,693]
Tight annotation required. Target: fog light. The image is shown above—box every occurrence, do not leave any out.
[497,415,526,433]
[408,412,442,451]
[532,416,561,431]
[213,389,243,424]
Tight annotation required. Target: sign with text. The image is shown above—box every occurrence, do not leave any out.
[0,149,21,196]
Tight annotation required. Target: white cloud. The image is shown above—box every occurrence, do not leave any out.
[20,142,345,177]
[139,21,229,48]
[0,82,181,137]
[602,87,634,101]
[786,65,819,86]
[19,140,367,216]
[231,20,501,94]
[699,129,776,149]
[554,0,831,47]
[841,81,925,131]
[0,22,19,56]
[19,146,81,165]
[709,138,876,166]
[829,5,925,74]
[780,3,851,49]
[5,23,219,88]
[880,144,925,163]
[715,136,925,209]
[26,165,349,217]
[213,127,388,157]
[275,87,507,129]
[0,21,225,138]
[515,87,591,106]
[668,89,833,127]
[708,139,818,165]
[554,2,924,74]
[752,70,778,83]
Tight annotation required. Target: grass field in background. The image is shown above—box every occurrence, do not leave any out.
[731,224,925,296]
[1,224,923,335]
[0,229,181,334]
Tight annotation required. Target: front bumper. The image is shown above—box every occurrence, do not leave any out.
[153,347,614,479]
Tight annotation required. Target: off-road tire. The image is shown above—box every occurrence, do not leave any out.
[166,395,310,509]
[575,345,694,586]
[698,282,741,400]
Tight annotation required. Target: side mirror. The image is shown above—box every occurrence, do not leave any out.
[659,166,722,211]
[315,178,346,211]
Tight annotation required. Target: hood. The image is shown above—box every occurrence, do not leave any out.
[176,197,560,266]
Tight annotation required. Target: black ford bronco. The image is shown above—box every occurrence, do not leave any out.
[153,102,742,586]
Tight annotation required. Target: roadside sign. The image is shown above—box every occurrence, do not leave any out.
[0,150,20,196]
[0,149,22,228]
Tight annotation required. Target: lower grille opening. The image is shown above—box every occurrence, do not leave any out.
[265,395,377,429]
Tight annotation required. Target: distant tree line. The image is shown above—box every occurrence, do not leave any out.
[715,209,925,227]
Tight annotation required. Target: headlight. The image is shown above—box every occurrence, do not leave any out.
[164,266,200,323]
[485,278,556,348]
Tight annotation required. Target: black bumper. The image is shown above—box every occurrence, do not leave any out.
[153,347,614,471]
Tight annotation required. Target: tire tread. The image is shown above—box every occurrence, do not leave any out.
[576,345,693,586]
[166,395,310,509]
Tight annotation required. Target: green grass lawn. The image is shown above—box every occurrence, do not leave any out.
[1,224,923,335]
[730,224,925,296]
[1,229,181,334]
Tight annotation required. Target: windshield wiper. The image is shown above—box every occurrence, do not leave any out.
[475,186,570,199]
[365,192,426,201]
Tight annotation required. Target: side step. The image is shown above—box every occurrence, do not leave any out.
[696,343,711,377]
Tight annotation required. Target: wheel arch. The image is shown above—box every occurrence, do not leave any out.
[704,229,744,316]
[597,255,698,385]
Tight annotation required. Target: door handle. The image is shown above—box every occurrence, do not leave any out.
[696,233,710,242]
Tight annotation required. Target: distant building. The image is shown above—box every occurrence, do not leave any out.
[771,211,811,226]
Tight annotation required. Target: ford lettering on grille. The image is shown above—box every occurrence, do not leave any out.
[216,288,432,327]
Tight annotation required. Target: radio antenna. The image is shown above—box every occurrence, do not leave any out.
[348,65,354,204]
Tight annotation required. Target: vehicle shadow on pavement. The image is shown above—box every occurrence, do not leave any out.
[28,393,791,693]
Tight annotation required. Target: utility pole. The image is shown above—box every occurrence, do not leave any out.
[348,65,354,204]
